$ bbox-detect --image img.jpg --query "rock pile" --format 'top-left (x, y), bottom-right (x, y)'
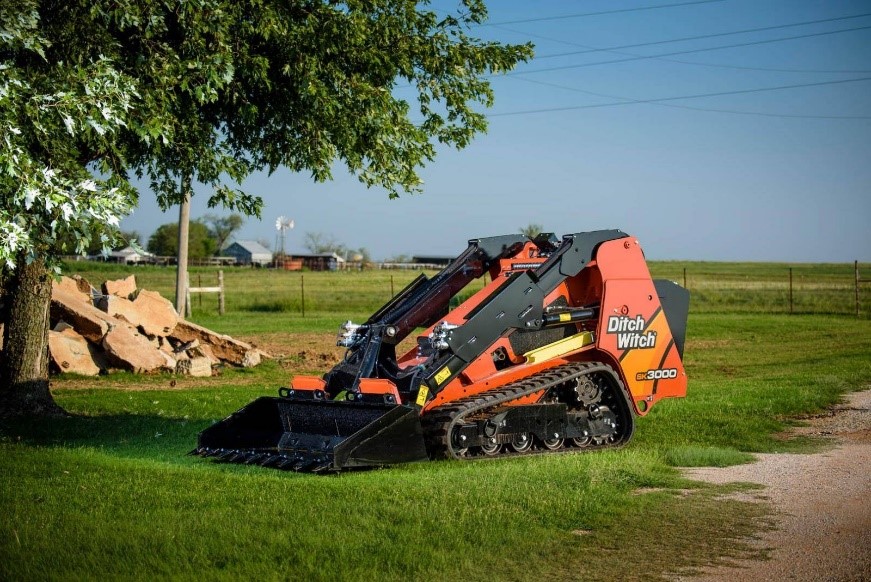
top-left (46, 275), bottom-right (265, 377)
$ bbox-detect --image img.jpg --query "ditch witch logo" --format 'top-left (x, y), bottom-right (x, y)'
top-left (606, 315), bottom-right (657, 349)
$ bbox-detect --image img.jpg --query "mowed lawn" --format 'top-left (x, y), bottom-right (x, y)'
top-left (1, 262), bottom-right (869, 580)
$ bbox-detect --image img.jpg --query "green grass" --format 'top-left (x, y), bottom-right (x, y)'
top-left (2, 262), bottom-right (869, 579)
top-left (3, 311), bottom-right (869, 580)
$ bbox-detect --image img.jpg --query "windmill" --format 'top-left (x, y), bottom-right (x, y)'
top-left (275, 216), bottom-right (294, 257)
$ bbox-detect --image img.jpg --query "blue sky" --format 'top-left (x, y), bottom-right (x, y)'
top-left (121, 0), bottom-right (871, 262)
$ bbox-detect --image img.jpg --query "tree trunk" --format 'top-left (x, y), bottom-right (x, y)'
top-left (175, 177), bottom-right (191, 315)
top-left (0, 256), bottom-right (66, 418)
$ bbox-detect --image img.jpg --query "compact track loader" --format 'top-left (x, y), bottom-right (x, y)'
top-left (193, 230), bottom-right (689, 472)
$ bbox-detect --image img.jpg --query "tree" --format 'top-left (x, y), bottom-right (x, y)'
top-left (0, 4), bottom-right (140, 416)
top-left (147, 221), bottom-right (216, 259)
top-left (1, 1), bottom-right (532, 417)
top-left (520, 223), bottom-right (545, 238)
top-left (203, 214), bottom-right (244, 254)
top-left (303, 232), bottom-right (347, 256)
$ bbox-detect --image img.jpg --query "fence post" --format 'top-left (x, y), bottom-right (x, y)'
top-left (390, 275), bottom-right (394, 298)
top-left (683, 267), bottom-right (687, 289)
top-left (857, 260), bottom-right (861, 317)
top-left (186, 270), bottom-right (225, 316)
top-left (789, 267), bottom-right (793, 315)
top-left (301, 275), bottom-right (306, 318)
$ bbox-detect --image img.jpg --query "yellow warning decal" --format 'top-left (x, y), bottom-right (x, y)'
top-left (416, 386), bottom-right (429, 406)
top-left (559, 313), bottom-right (571, 322)
top-left (434, 366), bottom-right (452, 386)
top-left (523, 331), bottom-right (595, 364)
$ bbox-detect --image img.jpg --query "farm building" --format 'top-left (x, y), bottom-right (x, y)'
top-left (293, 253), bottom-right (346, 271)
top-left (224, 240), bottom-right (273, 266)
top-left (107, 246), bottom-right (155, 264)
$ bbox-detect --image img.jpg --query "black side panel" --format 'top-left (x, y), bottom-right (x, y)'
top-left (535, 230), bottom-right (628, 292)
top-left (472, 234), bottom-right (528, 261)
top-left (446, 271), bottom-right (545, 362)
top-left (654, 279), bottom-right (690, 358)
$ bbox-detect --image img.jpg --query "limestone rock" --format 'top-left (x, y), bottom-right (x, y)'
top-left (131, 290), bottom-right (178, 337)
top-left (171, 319), bottom-right (261, 366)
top-left (50, 288), bottom-right (114, 342)
top-left (97, 295), bottom-right (141, 327)
top-left (176, 356), bottom-right (212, 377)
top-left (48, 328), bottom-right (101, 376)
top-left (189, 344), bottom-right (220, 365)
top-left (53, 276), bottom-right (92, 305)
top-left (102, 275), bottom-right (137, 299)
top-left (101, 325), bottom-right (168, 373)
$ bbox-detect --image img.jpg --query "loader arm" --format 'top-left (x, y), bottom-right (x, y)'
top-left (323, 234), bottom-right (529, 396)
top-left (419, 230), bottom-right (628, 398)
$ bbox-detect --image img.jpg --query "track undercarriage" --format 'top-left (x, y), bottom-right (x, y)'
top-left (423, 362), bottom-right (635, 461)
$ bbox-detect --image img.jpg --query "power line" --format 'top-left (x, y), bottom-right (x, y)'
top-left (478, 0), bottom-right (725, 27)
top-left (488, 76), bottom-right (871, 117)
top-left (513, 25), bottom-right (871, 76)
top-left (535, 13), bottom-right (871, 60)
top-left (494, 23), bottom-right (871, 74)
top-left (507, 75), bottom-right (871, 119)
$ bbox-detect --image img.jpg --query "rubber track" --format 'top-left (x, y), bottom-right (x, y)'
top-left (422, 361), bottom-right (632, 461)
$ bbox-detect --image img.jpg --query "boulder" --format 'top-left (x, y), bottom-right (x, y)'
top-left (102, 275), bottom-right (137, 299)
top-left (189, 344), bottom-right (220, 365)
top-left (131, 290), bottom-right (178, 337)
top-left (53, 276), bottom-right (92, 305)
top-left (157, 349), bottom-right (177, 370)
top-left (48, 328), bottom-right (101, 376)
top-left (101, 325), bottom-right (170, 373)
top-left (96, 295), bottom-right (142, 327)
top-left (176, 356), bottom-right (212, 377)
top-left (171, 319), bottom-right (262, 367)
top-left (50, 288), bottom-right (114, 342)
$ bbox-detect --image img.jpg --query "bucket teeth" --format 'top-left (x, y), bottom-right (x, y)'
top-left (291, 457), bottom-right (313, 472)
top-left (260, 455), bottom-right (282, 467)
top-left (244, 453), bottom-right (267, 465)
top-left (218, 450), bottom-right (240, 462)
top-left (275, 456), bottom-right (295, 470)
top-left (310, 459), bottom-right (333, 473)
top-left (195, 446), bottom-right (336, 472)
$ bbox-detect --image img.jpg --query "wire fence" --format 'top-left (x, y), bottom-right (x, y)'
top-left (651, 261), bottom-right (870, 318)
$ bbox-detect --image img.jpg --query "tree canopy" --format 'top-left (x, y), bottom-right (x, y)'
top-left (519, 223), bottom-right (545, 239)
top-left (203, 214), bottom-right (244, 253)
top-left (147, 221), bottom-right (216, 259)
top-left (0, 0), bottom-right (532, 417)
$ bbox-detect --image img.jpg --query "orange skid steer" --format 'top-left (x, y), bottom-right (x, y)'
top-left (193, 230), bottom-right (689, 472)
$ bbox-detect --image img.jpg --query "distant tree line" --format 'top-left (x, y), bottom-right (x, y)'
top-left (147, 214), bottom-right (244, 259)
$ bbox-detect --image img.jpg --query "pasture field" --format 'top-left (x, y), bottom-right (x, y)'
top-left (64, 259), bottom-right (871, 329)
top-left (1, 262), bottom-right (870, 580)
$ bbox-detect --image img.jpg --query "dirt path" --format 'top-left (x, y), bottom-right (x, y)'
top-left (679, 389), bottom-right (871, 581)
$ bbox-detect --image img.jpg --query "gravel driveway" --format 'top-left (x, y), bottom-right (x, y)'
top-left (679, 389), bottom-right (871, 581)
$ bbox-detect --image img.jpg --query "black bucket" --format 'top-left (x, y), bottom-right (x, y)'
top-left (193, 396), bottom-right (428, 472)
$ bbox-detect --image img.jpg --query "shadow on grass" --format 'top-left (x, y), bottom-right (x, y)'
top-left (0, 412), bottom-right (210, 464)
